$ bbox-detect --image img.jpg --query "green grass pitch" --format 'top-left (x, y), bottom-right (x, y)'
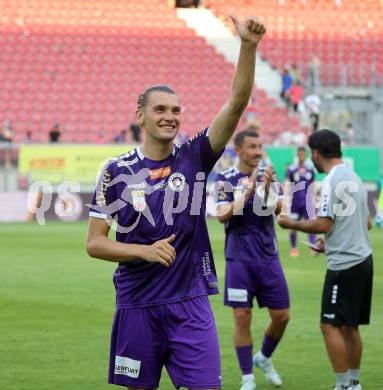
top-left (0, 220), bottom-right (382, 389)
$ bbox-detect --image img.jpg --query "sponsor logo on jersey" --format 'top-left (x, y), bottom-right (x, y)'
top-left (127, 182), bottom-right (146, 190)
top-left (132, 190), bottom-right (146, 212)
top-left (114, 356), bottom-right (141, 378)
top-left (323, 313), bottom-right (335, 319)
top-left (168, 172), bottom-right (186, 192)
top-left (149, 166), bottom-right (171, 180)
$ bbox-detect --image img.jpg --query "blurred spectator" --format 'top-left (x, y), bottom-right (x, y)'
top-left (1, 120), bottom-right (13, 142)
top-left (23, 130), bottom-right (34, 144)
top-left (305, 93), bottom-right (321, 132)
top-left (175, 0), bottom-right (200, 8)
top-left (114, 129), bottom-right (128, 144)
top-left (130, 122), bottom-right (141, 143)
top-left (289, 63), bottom-right (302, 83)
top-left (49, 123), bottom-right (61, 143)
top-left (344, 122), bottom-right (354, 145)
top-left (1, 120), bottom-right (14, 168)
top-left (273, 130), bottom-right (293, 146)
top-left (95, 132), bottom-right (106, 144)
top-left (244, 118), bottom-right (261, 133)
top-left (291, 130), bottom-right (306, 146)
top-left (287, 81), bottom-right (304, 112)
top-left (280, 67), bottom-right (292, 102)
top-left (308, 55), bottom-right (321, 92)
top-left (273, 129), bottom-right (306, 146)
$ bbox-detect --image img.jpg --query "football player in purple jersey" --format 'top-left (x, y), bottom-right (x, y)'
top-left (86, 16), bottom-right (266, 390)
top-left (215, 130), bottom-right (288, 390)
top-left (285, 146), bottom-right (316, 257)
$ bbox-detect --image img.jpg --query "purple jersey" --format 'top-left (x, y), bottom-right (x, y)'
top-left (285, 162), bottom-right (315, 207)
top-left (215, 166), bottom-right (279, 263)
top-left (89, 129), bottom-right (223, 308)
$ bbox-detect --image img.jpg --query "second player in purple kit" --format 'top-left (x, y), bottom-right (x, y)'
top-left (285, 146), bottom-right (316, 257)
top-left (86, 15), bottom-right (266, 390)
top-left (215, 130), bottom-right (289, 390)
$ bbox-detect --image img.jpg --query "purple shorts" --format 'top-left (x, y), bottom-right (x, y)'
top-left (224, 260), bottom-right (290, 310)
top-left (109, 295), bottom-right (221, 389)
top-left (291, 201), bottom-right (314, 220)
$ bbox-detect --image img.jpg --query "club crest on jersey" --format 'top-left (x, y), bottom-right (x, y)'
top-left (132, 190), bottom-right (146, 212)
top-left (168, 173), bottom-right (186, 192)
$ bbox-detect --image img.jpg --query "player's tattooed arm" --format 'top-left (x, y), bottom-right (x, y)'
top-left (86, 218), bottom-right (176, 267)
top-left (277, 215), bottom-right (333, 234)
top-left (208, 16), bottom-right (266, 153)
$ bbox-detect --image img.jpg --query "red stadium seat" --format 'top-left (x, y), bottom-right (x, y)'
top-left (0, 0), bottom-right (310, 143)
top-left (207, 0), bottom-right (383, 88)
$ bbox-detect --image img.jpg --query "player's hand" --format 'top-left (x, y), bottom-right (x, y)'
top-left (313, 238), bottom-right (325, 253)
top-left (263, 166), bottom-right (274, 183)
top-left (229, 15), bottom-right (266, 46)
top-left (245, 168), bottom-right (259, 195)
top-left (262, 166), bottom-right (274, 187)
top-left (277, 215), bottom-right (296, 230)
top-left (142, 234), bottom-right (176, 267)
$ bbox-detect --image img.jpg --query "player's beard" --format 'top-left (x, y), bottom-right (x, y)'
top-left (312, 158), bottom-right (324, 173)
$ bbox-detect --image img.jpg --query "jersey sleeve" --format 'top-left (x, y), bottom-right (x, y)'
top-left (89, 160), bottom-right (118, 220)
top-left (188, 128), bottom-right (224, 174)
top-left (317, 177), bottom-right (334, 219)
top-left (214, 173), bottom-right (234, 206)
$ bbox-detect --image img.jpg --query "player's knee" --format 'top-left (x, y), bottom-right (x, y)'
top-left (271, 310), bottom-right (290, 327)
top-left (278, 312), bottom-right (290, 326)
top-left (320, 322), bottom-right (337, 336)
top-left (234, 308), bottom-right (252, 329)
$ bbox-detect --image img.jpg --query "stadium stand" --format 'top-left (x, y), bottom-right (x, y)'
top-left (0, 0), bottom-right (307, 143)
top-left (206, 0), bottom-right (383, 87)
